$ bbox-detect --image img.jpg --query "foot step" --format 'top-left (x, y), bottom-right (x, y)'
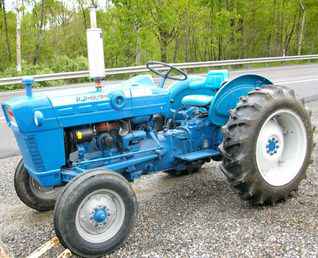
top-left (175, 149), bottom-right (220, 161)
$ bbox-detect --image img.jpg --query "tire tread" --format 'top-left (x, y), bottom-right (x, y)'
top-left (220, 85), bottom-right (314, 205)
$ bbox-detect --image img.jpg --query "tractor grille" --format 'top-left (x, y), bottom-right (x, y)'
top-left (13, 129), bottom-right (46, 173)
top-left (24, 135), bottom-right (45, 172)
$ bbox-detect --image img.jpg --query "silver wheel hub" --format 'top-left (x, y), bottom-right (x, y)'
top-left (76, 189), bottom-right (125, 243)
top-left (29, 177), bottom-right (61, 198)
top-left (256, 109), bottom-right (307, 186)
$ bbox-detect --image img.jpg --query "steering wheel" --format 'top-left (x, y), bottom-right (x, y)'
top-left (146, 61), bottom-right (188, 85)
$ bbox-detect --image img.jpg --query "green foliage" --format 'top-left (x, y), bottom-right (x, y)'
top-left (1, 55), bottom-right (87, 76)
top-left (49, 55), bottom-right (88, 73)
top-left (0, 56), bottom-right (88, 91)
top-left (0, 0), bottom-right (317, 88)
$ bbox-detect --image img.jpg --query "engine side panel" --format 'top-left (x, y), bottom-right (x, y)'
top-left (52, 86), bottom-right (169, 127)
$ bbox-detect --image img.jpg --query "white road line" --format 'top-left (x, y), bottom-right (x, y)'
top-left (276, 78), bottom-right (318, 85)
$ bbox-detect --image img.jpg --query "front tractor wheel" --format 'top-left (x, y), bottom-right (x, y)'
top-left (54, 170), bottom-right (137, 258)
top-left (14, 159), bottom-right (61, 211)
top-left (220, 85), bottom-right (314, 205)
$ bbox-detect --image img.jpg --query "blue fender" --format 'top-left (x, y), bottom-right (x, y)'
top-left (208, 74), bottom-right (273, 126)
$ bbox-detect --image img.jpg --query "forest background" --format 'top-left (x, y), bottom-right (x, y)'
top-left (0, 0), bottom-right (317, 88)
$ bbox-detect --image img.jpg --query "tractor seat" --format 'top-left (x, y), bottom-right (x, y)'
top-left (182, 95), bottom-right (214, 107)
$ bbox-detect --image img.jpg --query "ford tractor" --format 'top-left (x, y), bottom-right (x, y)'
top-left (1, 61), bottom-right (314, 257)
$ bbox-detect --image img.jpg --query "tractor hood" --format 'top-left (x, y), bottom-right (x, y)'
top-left (2, 75), bottom-right (170, 133)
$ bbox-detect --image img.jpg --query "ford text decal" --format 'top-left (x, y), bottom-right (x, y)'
top-left (76, 94), bottom-right (108, 103)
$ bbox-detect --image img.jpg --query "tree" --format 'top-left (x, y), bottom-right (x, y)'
top-left (146, 0), bottom-right (183, 62)
top-left (16, 0), bottom-right (22, 72)
top-left (33, 0), bottom-right (46, 65)
top-left (0, 0), bottom-right (318, 77)
top-left (297, 0), bottom-right (306, 55)
top-left (1, 0), bottom-right (12, 62)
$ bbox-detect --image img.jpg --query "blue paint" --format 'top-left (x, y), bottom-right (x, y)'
top-left (22, 76), bottom-right (34, 98)
top-left (110, 91), bottom-right (126, 110)
top-left (182, 95), bottom-right (213, 107)
top-left (1, 68), bottom-right (272, 188)
top-left (266, 137), bottom-right (279, 155)
top-left (93, 208), bottom-right (108, 223)
top-left (209, 74), bottom-right (272, 125)
top-left (205, 70), bottom-right (229, 89)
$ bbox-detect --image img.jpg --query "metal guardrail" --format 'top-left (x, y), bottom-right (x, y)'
top-left (0, 54), bottom-right (317, 86)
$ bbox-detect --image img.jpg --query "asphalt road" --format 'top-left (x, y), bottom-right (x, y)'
top-left (0, 101), bottom-right (317, 258)
top-left (0, 63), bottom-right (318, 159)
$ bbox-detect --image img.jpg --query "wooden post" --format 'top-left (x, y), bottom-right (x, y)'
top-left (0, 239), bottom-right (12, 258)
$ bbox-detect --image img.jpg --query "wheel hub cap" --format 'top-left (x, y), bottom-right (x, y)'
top-left (75, 189), bottom-right (125, 243)
top-left (93, 208), bottom-right (108, 224)
top-left (256, 109), bottom-right (307, 186)
top-left (266, 137), bottom-right (280, 156)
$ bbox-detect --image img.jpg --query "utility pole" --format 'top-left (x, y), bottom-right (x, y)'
top-left (16, 0), bottom-right (22, 72)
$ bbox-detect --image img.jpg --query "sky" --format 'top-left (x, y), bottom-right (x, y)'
top-left (4, 0), bottom-right (111, 12)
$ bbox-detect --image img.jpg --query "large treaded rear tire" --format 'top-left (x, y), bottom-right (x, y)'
top-left (220, 85), bottom-right (314, 205)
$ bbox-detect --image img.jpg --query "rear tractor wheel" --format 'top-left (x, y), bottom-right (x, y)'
top-left (220, 85), bottom-right (314, 205)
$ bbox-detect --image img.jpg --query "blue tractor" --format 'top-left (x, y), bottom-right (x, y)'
top-left (2, 62), bottom-right (314, 257)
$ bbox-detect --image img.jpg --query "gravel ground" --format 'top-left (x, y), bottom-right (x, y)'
top-left (0, 102), bottom-right (318, 258)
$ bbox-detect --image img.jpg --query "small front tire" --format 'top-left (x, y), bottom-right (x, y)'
top-left (14, 159), bottom-right (61, 211)
top-left (54, 170), bottom-right (137, 258)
